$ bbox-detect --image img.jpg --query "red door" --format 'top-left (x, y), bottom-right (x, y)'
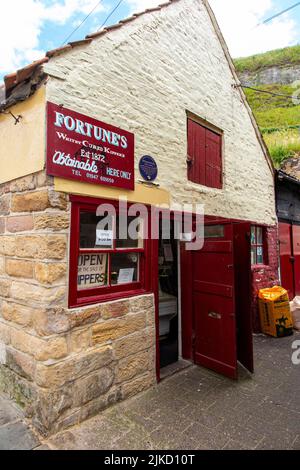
top-left (279, 223), bottom-right (294, 299)
top-left (292, 225), bottom-right (300, 297)
top-left (192, 223), bottom-right (238, 379)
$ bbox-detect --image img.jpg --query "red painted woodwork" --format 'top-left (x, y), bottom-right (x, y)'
top-left (233, 223), bottom-right (254, 373)
top-left (69, 196), bottom-right (152, 308)
top-left (180, 243), bottom-right (193, 361)
top-left (292, 225), bottom-right (300, 297)
top-left (279, 223), bottom-right (294, 300)
top-left (187, 119), bottom-right (206, 186)
top-left (187, 119), bottom-right (222, 189)
top-left (192, 223), bottom-right (238, 379)
top-left (46, 102), bottom-right (135, 190)
top-left (205, 128), bottom-right (222, 189)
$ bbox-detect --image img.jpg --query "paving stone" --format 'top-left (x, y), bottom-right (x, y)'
top-left (292, 435), bottom-right (300, 450)
top-left (0, 422), bottom-right (39, 450)
top-left (41, 334), bottom-right (300, 449)
top-left (222, 439), bottom-right (250, 450)
top-left (0, 398), bottom-right (22, 426)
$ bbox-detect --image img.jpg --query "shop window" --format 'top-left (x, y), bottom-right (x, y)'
top-left (69, 197), bottom-right (151, 308)
top-left (251, 226), bottom-right (266, 265)
top-left (187, 117), bottom-right (223, 189)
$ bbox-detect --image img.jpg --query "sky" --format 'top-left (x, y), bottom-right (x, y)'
top-left (1, 0), bottom-right (300, 81)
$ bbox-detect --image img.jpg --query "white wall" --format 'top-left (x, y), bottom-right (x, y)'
top-left (45, 0), bottom-right (276, 225)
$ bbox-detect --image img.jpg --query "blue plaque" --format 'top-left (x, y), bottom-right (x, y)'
top-left (139, 155), bottom-right (158, 182)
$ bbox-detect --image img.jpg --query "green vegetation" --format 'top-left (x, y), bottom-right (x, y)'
top-left (241, 83), bottom-right (300, 167)
top-left (263, 128), bottom-right (300, 167)
top-left (234, 44), bottom-right (300, 74)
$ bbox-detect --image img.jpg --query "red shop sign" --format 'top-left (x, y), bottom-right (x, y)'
top-left (46, 102), bottom-right (135, 190)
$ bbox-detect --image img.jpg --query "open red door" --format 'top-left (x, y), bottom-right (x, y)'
top-left (192, 223), bottom-right (238, 379)
top-left (279, 223), bottom-right (294, 299)
top-left (233, 222), bottom-right (254, 373)
top-left (292, 225), bottom-right (300, 297)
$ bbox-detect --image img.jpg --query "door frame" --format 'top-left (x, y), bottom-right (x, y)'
top-left (154, 209), bottom-right (183, 382)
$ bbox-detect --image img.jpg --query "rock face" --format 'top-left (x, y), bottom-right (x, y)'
top-left (0, 171), bottom-right (156, 436)
top-left (239, 65), bottom-right (300, 87)
top-left (281, 157), bottom-right (300, 180)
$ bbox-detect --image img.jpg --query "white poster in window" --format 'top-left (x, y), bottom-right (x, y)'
top-left (78, 253), bottom-right (107, 290)
top-left (96, 229), bottom-right (113, 247)
top-left (118, 268), bottom-right (135, 285)
top-left (163, 243), bottom-right (173, 262)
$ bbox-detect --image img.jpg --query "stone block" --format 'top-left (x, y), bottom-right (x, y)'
top-left (10, 175), bottom-right (36, 193)
top-left (129, 295), bottom-right (154, 313)
top-left (69, 305), bottom-right (103, 329)
top-left (6, 215), bottom-right (34, 233)
top-left (33, 307), bottom-right (70, 337)
top-left (6, 347), bottom-right (35, 381)
top-left (10, 281), bottom-right (65, 306)
top-left (35, 345), bottom-right (113, 388)
top-left (92, 312), bottom-right (146, 345)
top-left (32, 387), bottom-right (73, 434)
top-left (5, 259), bottom-right (34, 279)
top-left (121, 372), bottom-right (155, 400)
top-left (113, 328), bottom-right (155, 360)
top-left (2, 301), bottom-right (33, 327)
top-left (0, 278), bottom-right (11, 297)
top-left (0, 363), bottom-right (37, 410)
top-left (0, 321), bottom-right (11, 344)
top-left (35, 263), bottom-right (66, 284)
top-left (0, 257), bottom-right (5, 275)
top-left (14, 235), bottom-right (67, 260)
top-left (73, 367), bottom-right (115, 406)
top-left (10, 327), bottom-right (67, 361)
top-left (101, 299), bottom-right (130, 320)
top-left (35, 337), bottom-right (68, 362)
top-left (48, 191), bottom-right (68, 210)
top-left (0, 236), bottom-right (15, 256)
top-left (70, 327), bottom-right (91, 353)
top-left (0, 218), bottom-right (5, 234)
top-left (11, 190), bottom-right (49, 213)
top-left (0, 194), bottom-right (10, 216)
top-left (79, 387), bottom-right (122, 424)
top-left (35, 172), bottom-right (53, 188)
top-left (117, 349), bottom-right (153, 383)
top-left (34, 213), bottom-right (70, 231)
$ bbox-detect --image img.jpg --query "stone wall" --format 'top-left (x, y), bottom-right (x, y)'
top-left (0, 172), bottom-right (156, 435)
top-left (251, 226), bottom-right (280, 332)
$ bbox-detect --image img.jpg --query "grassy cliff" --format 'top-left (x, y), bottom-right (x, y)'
top-left (235, 45), bottom-right (300, 74)
top-left (234, 46), bottom-right (300, 167)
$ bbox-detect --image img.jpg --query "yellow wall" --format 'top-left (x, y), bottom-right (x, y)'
top-left (54, 178), bottom-right (171, 207)
top-left (0, 87), bottom-right (46, 184)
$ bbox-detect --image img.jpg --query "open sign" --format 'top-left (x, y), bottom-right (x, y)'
top-left (77, 253), bottom-right (108, 290)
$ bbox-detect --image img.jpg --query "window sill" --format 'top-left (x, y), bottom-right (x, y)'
top-left (69, 287), bottom-right (150, 309)
top-left (186, 180), bottom-right (223, 193)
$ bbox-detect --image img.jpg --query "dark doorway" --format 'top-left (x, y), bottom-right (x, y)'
top-left (158, 219), bottom-right (179, 369)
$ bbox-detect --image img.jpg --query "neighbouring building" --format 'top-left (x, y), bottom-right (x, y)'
top-left (277, 163), bottom-right (300, 300)
top-left (0, 0), bottom-right (278, 435)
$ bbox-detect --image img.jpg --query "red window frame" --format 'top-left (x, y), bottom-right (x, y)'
top-left (187, 117), bottom-right (223, 189)
top-left (69, 195), bottom-right (153, 308)
top-left (251, 225), bottom-right (267, 266)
